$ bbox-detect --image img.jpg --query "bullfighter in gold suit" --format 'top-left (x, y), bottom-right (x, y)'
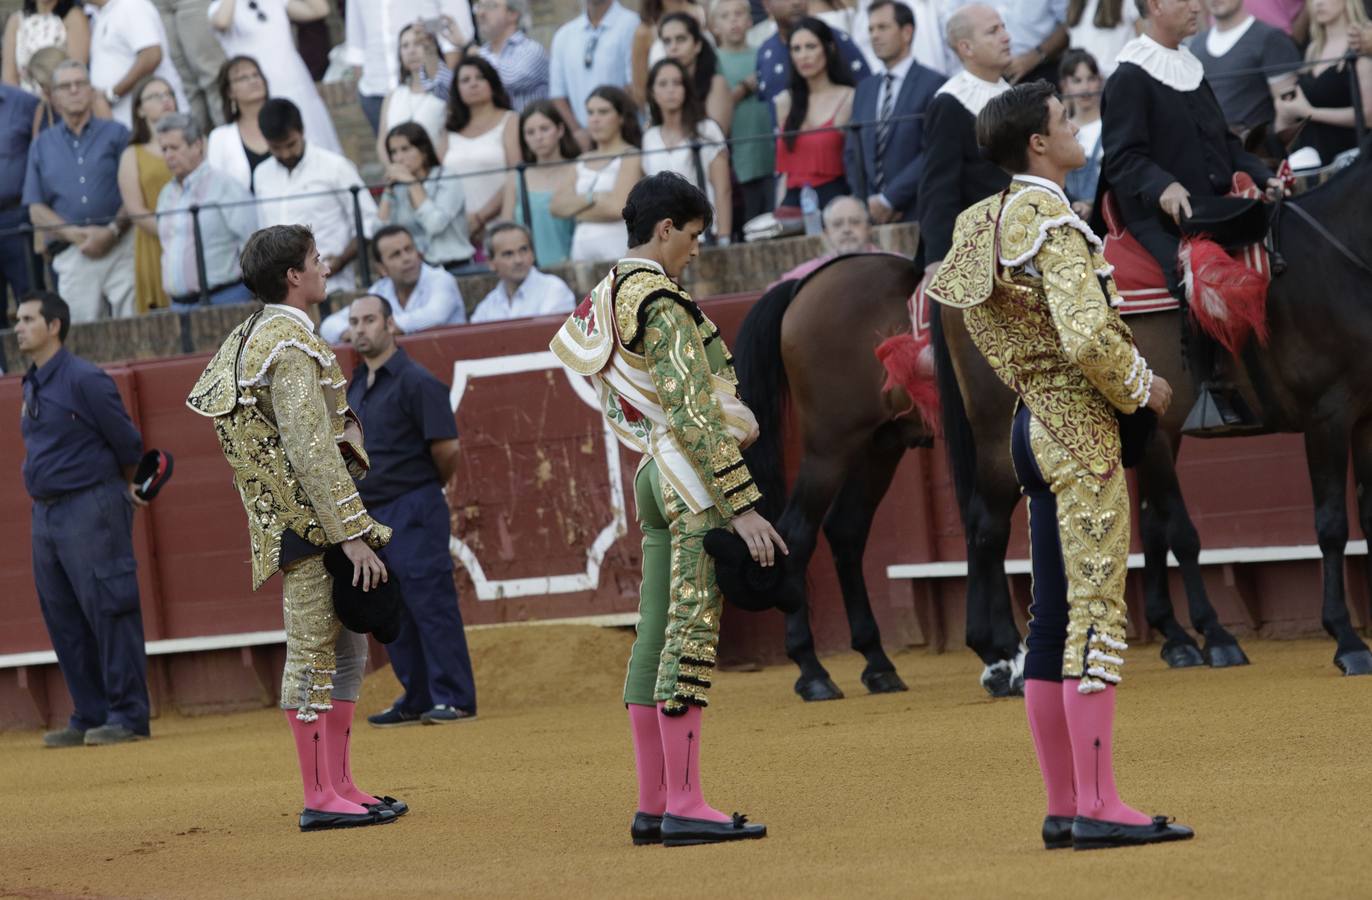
top-left (928, 82), bottom-right (1194, 852)
top-left (187, 225), bottom-right (400, 832)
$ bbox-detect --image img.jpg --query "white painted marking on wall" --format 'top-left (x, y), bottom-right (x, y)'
top-left (448, 351), bottom-right (628, 601)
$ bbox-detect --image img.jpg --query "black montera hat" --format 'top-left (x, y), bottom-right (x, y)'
top-left (322, 544), bottom-right (404, 643)
top-left (703, 528), bottom-right (798, 614)
top-left (133, 449), bottom-right (174, 501)
top-left (1179, 195), bottom-right (1268, 249)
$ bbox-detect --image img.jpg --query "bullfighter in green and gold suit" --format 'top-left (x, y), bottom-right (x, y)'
top-left (551, 173), bottom-right (785, 848)
top-left (928, 83), bottom-right (1194, 851)
top-left (187, 225), bottom-right (400, 833)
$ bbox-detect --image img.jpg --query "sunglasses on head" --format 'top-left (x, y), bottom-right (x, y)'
top-left (583, 31), bottom-right (600, 69)
top-left (247, 0), bottom-right (267, 22)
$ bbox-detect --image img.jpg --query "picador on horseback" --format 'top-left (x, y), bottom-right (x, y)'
top-left (1097, 0), bottom-right (1288, 435)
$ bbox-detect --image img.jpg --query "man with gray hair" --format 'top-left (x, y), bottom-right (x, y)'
top-left (23, 60), bottom-right (136, 322)
top-left (470, 221), bottom-right (575, 323)
top-left (154, 112), bottom-right (258, 310)
top-left (477, 0), bottom-right (551, 111)
top-left (773, 195), bottom-right (883, 285)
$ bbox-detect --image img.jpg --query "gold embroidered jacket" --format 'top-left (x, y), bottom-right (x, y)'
top-left (927, 182), bottom-right (1154, 478)
top-left (186, 307), bottom-right (391, 589)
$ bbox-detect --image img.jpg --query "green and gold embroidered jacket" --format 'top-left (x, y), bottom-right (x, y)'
top-left (927, 180), bottom-right (1154, 479)
top-left (550, 261), bottom-right (762, 517)
top-left (186, 306), bottom-right (391, 589)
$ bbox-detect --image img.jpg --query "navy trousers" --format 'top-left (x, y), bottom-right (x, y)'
top-left (31, 479), bottom-right (150, 734)
top-left (373, 483), bottom-right (477, 715)
top-left (1009, 403), bottom-right (1070, 684)
top-left (0, 206), bottom-right (34, 314)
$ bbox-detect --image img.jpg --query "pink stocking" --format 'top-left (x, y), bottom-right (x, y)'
top-left (1061, 682), bottom-right (1150, 825)
top-left (326, 700), bottom-right (378, 807)
top-left (285, 710), bottom-right (366, 814)
top-left (657, 703), bottom-right (729, 823)
top-left (1024, 679), bottom-right (1076, 818)
top-left (628, 704), bottom-right (667, 815)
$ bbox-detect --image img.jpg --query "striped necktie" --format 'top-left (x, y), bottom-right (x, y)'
top-left (874, 72), bottom-right (896, 194)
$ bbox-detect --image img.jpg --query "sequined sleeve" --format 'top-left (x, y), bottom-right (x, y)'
top-left (642, 297), bottom-right (761, 518)
top-left (1036, 225), bottom-right (1154, 414)
top-left (270, 347), bottom-right (380, 544)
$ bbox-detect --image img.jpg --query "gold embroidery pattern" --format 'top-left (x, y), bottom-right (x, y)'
top-left (280, 555), bottom-right (339, 720)
top-left (614, 264), bottom-right (694, 348)
top-left (1029, 416), bottom-right (1130, 691)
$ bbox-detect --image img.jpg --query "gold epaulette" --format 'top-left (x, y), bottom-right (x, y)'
top-left (926, 193), bottom-right (1002, 309)
top-left (998, 183), bottom-right (1101, 269)
top-left (614, 264), bottom-right (696, 347)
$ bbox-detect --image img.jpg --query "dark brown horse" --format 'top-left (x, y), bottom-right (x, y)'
top-left (933, 141), bottom-right (1372, 679)
top-left (735, 254), bottom-right (931, 700)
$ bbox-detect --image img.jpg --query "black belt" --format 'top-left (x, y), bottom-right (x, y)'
top-left (171, 280), bottom-right (243, 305)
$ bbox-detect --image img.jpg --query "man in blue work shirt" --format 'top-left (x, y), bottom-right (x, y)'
top-left (15, 292), bottom-right (150, 747)
top-left (346, 295), bottom-right (477, 728)
top-left (0, 84), bottom-right (40, 318)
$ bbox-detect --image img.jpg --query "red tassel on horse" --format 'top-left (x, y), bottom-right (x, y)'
top-left (1179, 236), bottom-right (1270, 355)
top-left (874, 331), bottom-right (940, 435)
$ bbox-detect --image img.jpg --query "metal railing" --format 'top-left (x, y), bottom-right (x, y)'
top-left (2, 51), bottom-right (1363, 318)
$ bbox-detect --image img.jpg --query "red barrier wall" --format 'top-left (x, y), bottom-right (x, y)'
top-left (0, 294), bottom-right (1365, 728)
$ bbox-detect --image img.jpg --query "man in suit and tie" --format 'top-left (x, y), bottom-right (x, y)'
top-left (844, 0), bottom-right (945, 224)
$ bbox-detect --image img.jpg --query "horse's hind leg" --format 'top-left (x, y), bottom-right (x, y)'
top-left (821, 423), bottom-right (910, 694)
top-left (1349, 419), bottom-right (1372, 658)
top-left (963, 469), bottom-right (1025, 697)
top-left (1304, 415), bottom-right (1372, 674)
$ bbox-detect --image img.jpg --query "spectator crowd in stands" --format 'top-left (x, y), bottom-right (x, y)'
top-left (3, 0), bottom-right (1372, 332)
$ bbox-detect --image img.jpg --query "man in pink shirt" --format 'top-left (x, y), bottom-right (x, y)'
top-left (1245, 0), bottom-right (1304, 33)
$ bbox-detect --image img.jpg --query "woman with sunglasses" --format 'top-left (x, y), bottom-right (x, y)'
top-left (116, 76), bottom-right (177, 313)
top-left (208, 0), bottom-right (339, 153)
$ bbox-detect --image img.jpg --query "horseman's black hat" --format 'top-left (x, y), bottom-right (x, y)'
top-left (703, 528), bottom-right (799, 614)
top-left (1179, 195), bottom-right (1268, 249)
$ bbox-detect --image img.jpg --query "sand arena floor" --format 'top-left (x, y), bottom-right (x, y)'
top-left (2, 627), bottom-right (1371, 899)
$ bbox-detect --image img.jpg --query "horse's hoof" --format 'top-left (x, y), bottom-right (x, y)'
top-left (1205, 642), bottom-right (1250, 668)
top-left (1335, 649), bottom-right (1372, 676)
top-left (1161, 641), bottom-right (1205, 669)
top-left (980, 660), bottom-right (1015, 698)
top-left (862, 670), bottom-right (908, 694)
top-left (795, 677), bottom-right (845, 701)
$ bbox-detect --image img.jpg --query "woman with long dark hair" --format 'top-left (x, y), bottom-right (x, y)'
top-left (632, 0), bottom-right (706, 104)
top-left (378, 121), bottom-right (477, 273)
top-left (443, 55), bottom-right (520, 249)
top-left (642, 59), bottom-right (731, 240)
top-left (551, 85), bottom-right (643, 262)
top-left (1059, 48), bottom-right (1103, 219)
top-left (500, 100), bottom-right (580, 267)
top-left (1065, 0), bottom-right (1138, 77)
top-left (2, 0), bottom-right (89, 95)
top-left (773, 17), bottom-right (854, 208)
top-left (206, 55), bottom-right (271, 191)
top-left (658, 12), bottom-right (732, 133)
top-left (117, 76), bottom-right (177, 313)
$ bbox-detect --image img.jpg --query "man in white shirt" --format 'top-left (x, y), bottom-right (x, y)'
top-left (548, 0), bottom-right (638, 145)
top-left (88, 0), bottom-right (188, 128)
top-left (345, 0), bottom-right (476, 133)
top-left (254, 98), bottom-right (379, 296)
top-left (320, 225), bottom-right (467, 343)
top-left (470, 222), bottom-right (576, 323)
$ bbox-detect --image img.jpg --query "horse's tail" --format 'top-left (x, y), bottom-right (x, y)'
top-left (735, 279), bottom-right (799, 523)
top-left (929, 301), bottom-right (977, 516)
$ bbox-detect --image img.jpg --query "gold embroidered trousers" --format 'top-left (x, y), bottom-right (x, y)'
top-left (1012, 405), bottom-right (1131, 693)
top-left (279, 555), bottom-right (369, 720)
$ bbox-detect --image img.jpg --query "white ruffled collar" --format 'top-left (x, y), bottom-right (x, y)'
top-left (935, 70), bottom-right (1010, 116)
top-left (1117, 34), bottom-right (1204, 91)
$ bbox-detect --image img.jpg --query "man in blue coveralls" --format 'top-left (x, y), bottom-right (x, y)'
top-left (345, 295), bottom-right (478, 727)
top-left (15, 292), bottom-right (150, 747)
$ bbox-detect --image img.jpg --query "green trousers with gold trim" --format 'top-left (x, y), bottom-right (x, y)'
top-left (623, 458), bottom-right (728, 713)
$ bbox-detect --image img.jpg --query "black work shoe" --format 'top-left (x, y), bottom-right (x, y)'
top-left (631, 812), bottom-right (664, 846)
top-left (43, 726), bottom-right (86, 749)
top-left (299, 806), bottom-right (397, 832)
top-left (1072, 815), bottom-right (1195, 850)
top-left (420, 705), bottom-right (476, 725)
top-left (84, 724), bottom-right (148, 746)
top-left (661, 812), bottom-right (767, 846)
top-left (1042, 815), bottom-right (1074, 850)
top-left (364, 795), bottom-right (409, 817)
top-left (367, 706), bottom-right (422, 728)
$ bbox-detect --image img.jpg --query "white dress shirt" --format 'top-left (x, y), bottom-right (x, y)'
top-left (470, 267), bottom-right (576, 323)
top-left (319, 263), bottom-right (467, 343)
top-left (344, 0), bottom-right (476, 97)
top-left (253, 143), bottom-right (380, 294)
top-left (89, 0), bottom-right (186, 128)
